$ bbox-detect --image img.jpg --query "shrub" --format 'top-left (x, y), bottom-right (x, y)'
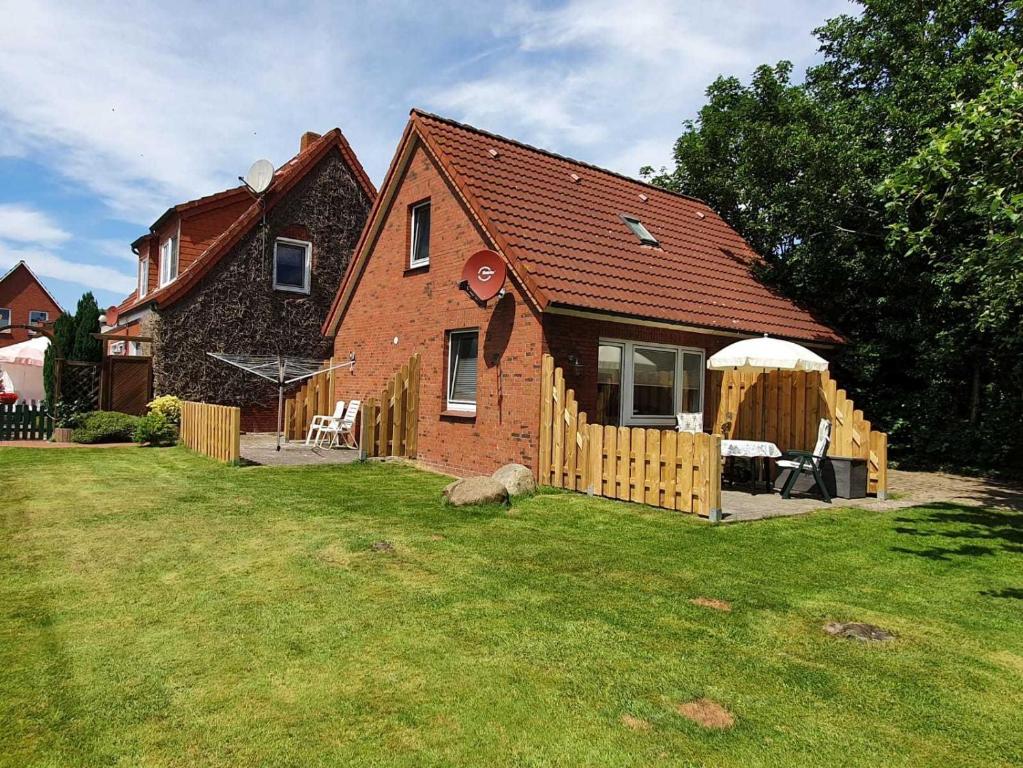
top-left (147, 395), bottom-right (182, 425)
top-left (50, 399), bottom-right (91, 430)
top-left (71, 411), bottom-right (140, 444)
top-left (134, 411), bottom-right (178, 446)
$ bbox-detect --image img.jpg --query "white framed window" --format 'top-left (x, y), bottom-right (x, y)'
top-left (138, 257), bottom-right (150, 297)
top-left (596, 339), bottom-right (704, 426)
top-left (409, 200), bottom-right (431, 268)
top-left (273, 238), bottom-right (312, 293)
top-left (29, 310), bottom-right (48, 325)
top-left (0, 308), bottom-right (10, 333)
top-left (110, 341), bottom-right (126, 355)
top-left (129, 341), bottom-right (144, 356)
top-left (446, 329), bottom-right (478, 412)
top-left (159, 234), bottom-right (179, 287)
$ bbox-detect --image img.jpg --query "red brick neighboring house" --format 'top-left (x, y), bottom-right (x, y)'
top-left (109, 129), bottom-right (376, 430)
top-left (0, 261), bottom-right (63, 348)
top-left (324, 110), bottom-right (842, 477)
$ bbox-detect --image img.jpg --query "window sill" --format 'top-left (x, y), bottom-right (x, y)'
top-left (404, 263), bottom-right (430, 276)
top-left (440, 409), bottom-right (476, 420)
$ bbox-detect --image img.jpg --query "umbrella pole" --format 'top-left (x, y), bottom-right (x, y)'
top-left (276, 357), bottom-right (284, 452)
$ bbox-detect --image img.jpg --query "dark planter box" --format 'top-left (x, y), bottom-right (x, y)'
top-left (774, 455), bottom-right (868, 499)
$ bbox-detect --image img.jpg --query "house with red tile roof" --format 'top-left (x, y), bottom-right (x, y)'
top-left (0, 261), bottom-right (63, 349)
top-left (108, 129), bottom-right (375, 430)
top-left (324, 110), bottom-right (842, 477)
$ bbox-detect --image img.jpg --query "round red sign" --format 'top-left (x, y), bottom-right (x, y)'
top-left (460, 249), bottom-right (507, 303)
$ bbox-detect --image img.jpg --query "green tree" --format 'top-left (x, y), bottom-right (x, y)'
top-left (43, 312), bottom-right (76, 404)
top-left (648, 0), bottom-right (1023, 469)
top-left (70, 292), bottom-right (103, 363)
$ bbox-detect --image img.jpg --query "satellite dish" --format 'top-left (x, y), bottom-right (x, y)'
top-left (244, 159), bottom-right (274, 194)
top-left (459, 249), bottom-right (507, 304)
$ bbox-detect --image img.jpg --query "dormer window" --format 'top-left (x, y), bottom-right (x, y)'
top-left (409, 200), bottom-right (431, 268)
top-left (273, 238), bottom-right (312, 293)
top-left (621, 215), bottom-right (659, 247)
top-left (159, 235), bottom-right (179, 286)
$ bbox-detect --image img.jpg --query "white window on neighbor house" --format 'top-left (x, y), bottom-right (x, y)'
top-left (129, 341), bottom-right (144, 356)
top-left (273, 238), bottom-right (312, 293)
top-left (159, 234), bottom-right (179, 287)
top-left (138, 257), bottom-right (150, 297)
top-left (0, 308), bottom-right (10, 333)
top-left (596, 339), bottom-right (704, 427)
top-left (29, 310), bottom-right (48, 325)
top-left (446, 329), bottom-right (478, 412)
top-left (409, 200), bottom-right (431, 268)
top-left (110, 341), bottom-right (126, 355)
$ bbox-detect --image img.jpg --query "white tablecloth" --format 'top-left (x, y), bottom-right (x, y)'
top-left (721, 439), bottom-right (782, 459)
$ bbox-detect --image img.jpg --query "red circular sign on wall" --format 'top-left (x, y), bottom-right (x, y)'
top-left (459, 249), bottom-right (507, 303)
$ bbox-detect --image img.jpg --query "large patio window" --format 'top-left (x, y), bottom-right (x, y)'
top-left (597, 339), bottom-right (704, 426)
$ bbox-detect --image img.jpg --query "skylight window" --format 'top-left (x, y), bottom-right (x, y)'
top-left (621, 215), bottom-right (659, 247)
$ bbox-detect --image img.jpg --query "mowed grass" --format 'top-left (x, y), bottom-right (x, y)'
top-left (1, 447), bottom-right (1022, 767)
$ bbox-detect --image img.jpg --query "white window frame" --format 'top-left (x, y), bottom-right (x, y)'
top-left (0, 308), bottom-right (10, 333)
top-left (138, 257), bottom-right (150, 298)
top-left (129, 341), bottom-right (144, 356)
top-left (600, 338), bottom-right (705, 426)
top-left (159, 230), bottom-right (179, 287)
top-left (110, 341), bottom-right (126, 355)
top-left (272, 237), bottom-right (313, 294)
top-left (409, 200), bottom-right (431, 268)
top-left (446, 328), bottom-right (478, 413)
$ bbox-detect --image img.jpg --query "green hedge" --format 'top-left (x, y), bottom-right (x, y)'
top-left (71, 411), bottom-right (140, 444)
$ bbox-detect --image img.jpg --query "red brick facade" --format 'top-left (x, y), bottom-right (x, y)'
top-left (0, 263), bottom-right (62, 348)
top-left (333, 145), bottom-right (544, 476)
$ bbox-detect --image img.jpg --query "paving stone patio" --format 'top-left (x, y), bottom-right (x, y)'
top-left (721, 468), bottom-right (1023, 522)
top-left (240, 433), bottom-right (360, 466)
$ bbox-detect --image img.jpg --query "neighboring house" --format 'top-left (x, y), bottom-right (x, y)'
top-left (108, 129), bottom-right (376, 430)
top-left (0, 261), bottom-right (63, 349)
top-left (324, 110), bottom-right (842, 477)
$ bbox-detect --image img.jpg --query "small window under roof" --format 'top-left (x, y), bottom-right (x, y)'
top-left (620, 215), bottom-right (659, 247)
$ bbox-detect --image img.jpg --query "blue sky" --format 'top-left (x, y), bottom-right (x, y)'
top-left (0, 0), bottom-right (852, 311)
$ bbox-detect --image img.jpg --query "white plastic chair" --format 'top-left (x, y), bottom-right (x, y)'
top-left (317, 399), bottom-right (361, 449)
top-left (305, 400), bottom-right (345, 446)
top-left (676, 412), bottom-right (703, 433)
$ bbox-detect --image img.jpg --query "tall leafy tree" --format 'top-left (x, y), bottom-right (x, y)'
top-left (70, 292), bottom-right (103, 363)
top-left (647, 0), bottom-right (1022, 469)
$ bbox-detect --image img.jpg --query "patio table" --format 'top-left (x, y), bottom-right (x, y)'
top-left (720, 439), bottom-right (782, 492)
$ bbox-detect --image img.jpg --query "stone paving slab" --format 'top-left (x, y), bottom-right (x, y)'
top-left (239, 433), bottom-right (360, 467)
top-left (721, 468), bottom-right (1023, 522)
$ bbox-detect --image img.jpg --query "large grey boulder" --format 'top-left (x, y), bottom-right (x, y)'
top-left (492, 463), bottom-right (536, 496)
top-left (443, 476), bottom-right (509, 507)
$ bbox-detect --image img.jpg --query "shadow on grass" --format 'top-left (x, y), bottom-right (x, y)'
top-left (891, 503), bottom-right (1023, 562)
top-left (980, 587), bottom-right (1023, 600)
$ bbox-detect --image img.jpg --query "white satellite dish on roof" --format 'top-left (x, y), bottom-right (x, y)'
top-left (244, 158), bottom-right (274, 194)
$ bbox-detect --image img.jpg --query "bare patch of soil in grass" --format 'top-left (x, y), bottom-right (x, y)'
top-left (691, 597), bottom-right (732, 612)
top-left (621, 714), bottom-right (652, 732)
top-left (316, 543), bottom-right (353, 568)
top-left (675, 699), bottom-right (735, 730)
top-left (371, 540), bottom-right (395, 553)
top-left (824, 621), bottom-right (894, 642)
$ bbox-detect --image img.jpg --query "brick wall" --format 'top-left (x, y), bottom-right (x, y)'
top-left (0, 264), bottom-right (62, 348)
top-left (333, 143), bottom-right (544, 477)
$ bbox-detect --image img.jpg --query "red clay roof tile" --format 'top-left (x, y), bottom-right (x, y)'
top-left (412, 110), bottom-right (841, 344)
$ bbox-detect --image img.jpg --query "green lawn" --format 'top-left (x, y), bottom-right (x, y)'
top-left (1, 447), bottom-right (1021, 767)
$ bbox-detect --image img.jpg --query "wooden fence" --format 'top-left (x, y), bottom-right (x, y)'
top-left (282, 359), bottom-right (336, 441)
top-left (179, 401), bottom-right (241, 464)
top-left (0, 401), bottom-right (52, 441)
top-left (706, 369), bottom-right (888, 496)
top-left (360, 353), bottom-right (421, 459)
top-left (538, 356), bottom-right (723, 518)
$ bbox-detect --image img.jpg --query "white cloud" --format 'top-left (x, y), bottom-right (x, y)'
top-left (0, 203), bottom-right (70, 246)
top-left (0, 243), bottom-right (135, 296)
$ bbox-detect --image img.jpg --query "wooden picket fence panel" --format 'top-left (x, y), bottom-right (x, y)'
top-left (282, 359), bottom-right (337, 441)
top-left (706, 369), bottom-right (888, 496)
top-left (0, 401), bottom-right (52, 440)
top-left (179, 400), bottom-right (241, 464)
top-left (360, 353), bottom-right (421, 459)
top-left (538, 355), bottom-right (722, 518)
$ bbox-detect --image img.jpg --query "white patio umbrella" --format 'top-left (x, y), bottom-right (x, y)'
top-left (707, 334), bottom-right (828, 373)
top-left (0, 336), bottom-right (49, 402)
